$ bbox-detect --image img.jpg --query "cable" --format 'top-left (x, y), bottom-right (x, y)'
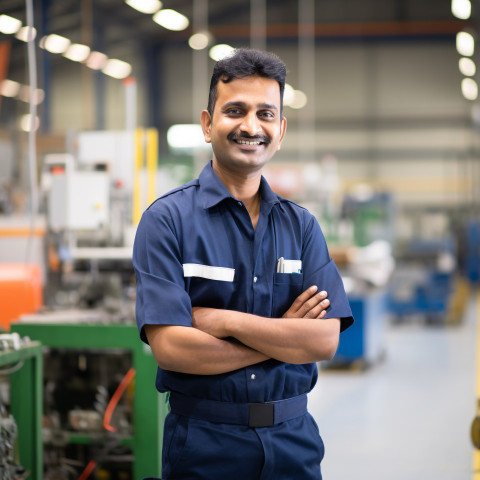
top-left (77, 460), bottom-right (96, 480)
top-left (0, 360), bottom-right (24, 375)
top-left (103, 367), bottom-right (136, 432)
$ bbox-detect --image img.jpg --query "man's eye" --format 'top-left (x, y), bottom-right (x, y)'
top-left (259, 111), bottom-right (274, 119)
top-left (226, 109), bottom-right (242, 115)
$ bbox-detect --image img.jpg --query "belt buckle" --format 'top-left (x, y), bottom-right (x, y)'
top-left (248, 403), bottom-right (274, 428)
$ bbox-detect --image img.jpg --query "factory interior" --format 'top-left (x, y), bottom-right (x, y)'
top-left (1, 0), bottom-right (480, 479)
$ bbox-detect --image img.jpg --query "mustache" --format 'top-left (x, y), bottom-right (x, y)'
top-left (227, 132), bottom-right (270, 144)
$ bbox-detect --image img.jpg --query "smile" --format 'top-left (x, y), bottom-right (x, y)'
top-left (235, 140), bottom-right (263, 145)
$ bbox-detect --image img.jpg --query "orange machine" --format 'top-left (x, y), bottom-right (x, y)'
top-left (0, 263), bottom-right (43, 330)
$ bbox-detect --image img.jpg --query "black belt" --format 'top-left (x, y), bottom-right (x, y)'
top-left (169, 392), bottom-right (308, 428)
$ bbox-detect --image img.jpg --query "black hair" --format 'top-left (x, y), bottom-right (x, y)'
top-left (207, 48), bottom-right (287, 117)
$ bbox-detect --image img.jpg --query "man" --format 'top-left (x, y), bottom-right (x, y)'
top-left (133, 48), bottom-right (353, 480)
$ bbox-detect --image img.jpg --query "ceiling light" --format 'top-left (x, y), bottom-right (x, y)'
top-left (126, 0), bottom-right (162, 14)
top-left (283, 83), bottom-right (295, 106)
top-left (18, 85), bottom-right (30, 102)
top-left (0, 79), bottom-right (21, 97)
top-left (15, 26), bottom-right (36, 42)
top-left (18, 86), bottom-right (45, 105)
top-left (289, 90), bottom-right (307, 109)
top-left (102, 59), bottom-right (132, 79)
top-left (43, 34), bottom-right (71, 54)
top-left (0, 15), bottom-right (22, 34)
top-left (188, 31), bottom-right (212, 50)
top-left (461, 77), bottom-right (478, 100)
top-left (456, 31), bottom-right (475, 57)
top-left (459, 57), bottom-right (476, 76)
top-left (86, 51), bottom-right (108, 70)
top-left (452, 0), bottom-right (471, 19)
top-left (20, 114), bottom-right (40, 132)
top-left (63, 43), bottom-right (91, 62)
top-left (209, 44), bottom-right (235, 61)
top-left (153, 9), bottom-right (189, 31)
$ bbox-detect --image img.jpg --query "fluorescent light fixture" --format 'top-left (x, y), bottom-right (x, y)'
top-left (452, 0), bottom-right (471, 19)
top-left (459, 57), bottom-right (476, 76)
top-left (86, 51), bottom-right (108, 70)
top-left (167, 124), bottom-right (209, 150)
top-left (20, 114), bottom-right (40, 132)
top-left (456, 31), bottom-right (475, 57)
top-left (102, 59), bottom-right (132, 79)
top-left (0, 15), bottom-right (22, 34)
top-left (126, 0), bottom-right (162, 14)
top-left (188, 31), bottom-right (211, 50)
top-left (462, 77), bottom-right (478, 100)
top-left (153, 9), bottom-right (189, 31)
top-left (43, 34), bottom-right (71, 54)
top-left (15, 26), bottom-right (36, 42)
top-left (209, 44), bottom-right (235, 61)
top-left (63, 43), bottom-right (91, 62)
top-left (0, 79), bottom-right (21, 97)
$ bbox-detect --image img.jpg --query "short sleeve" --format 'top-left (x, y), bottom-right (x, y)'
top-left (133, 207), bottom-right (192, 343)
top-left (301, 214), bottom-right (354, 332)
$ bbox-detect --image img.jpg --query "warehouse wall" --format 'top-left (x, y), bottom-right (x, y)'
top-left (42, 37), bottom-right (479, 212)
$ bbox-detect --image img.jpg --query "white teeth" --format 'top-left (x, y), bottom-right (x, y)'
top-left (237, 140), bottom-right (261, 145)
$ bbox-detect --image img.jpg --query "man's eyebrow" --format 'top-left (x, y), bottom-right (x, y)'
top-left (221, 101), bottom-right (278, 111)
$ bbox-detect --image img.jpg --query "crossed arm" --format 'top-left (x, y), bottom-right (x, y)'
top-left (145, 285), bottom-right (341, 376)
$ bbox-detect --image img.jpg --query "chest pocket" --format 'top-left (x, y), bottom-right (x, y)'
top-left (272, 273), bottom-right (304, 317)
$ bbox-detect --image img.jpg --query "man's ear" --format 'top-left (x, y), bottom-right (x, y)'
top-left (277, 116), bottom-right (287, 151)
top-left (200, 110), bottom-right (212, 144)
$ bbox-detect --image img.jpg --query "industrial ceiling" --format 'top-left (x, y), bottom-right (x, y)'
top-left (2, 0), bottom-right (474, 75)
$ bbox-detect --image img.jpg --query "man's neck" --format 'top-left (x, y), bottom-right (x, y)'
top-left (212, 162), bottom-right (262, 229)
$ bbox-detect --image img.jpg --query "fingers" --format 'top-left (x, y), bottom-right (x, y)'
top-left (289, 285), bottom-right (321, 314)
top-left (302, 295), bottom-right (330, 319)
top-left (285, 286), bottom-right (330, 319)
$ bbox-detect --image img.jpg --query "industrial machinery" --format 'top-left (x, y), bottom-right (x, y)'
top-left (0, 333), bottom-right (42, 480)
top-left (388, 237), bottom-right (457, 324)
top-left (3, 129), bottom-right (166, 479)
top-left (0, 404), bottom-right (25, 480)
top-left (11, 321), bottom-right (166, 480)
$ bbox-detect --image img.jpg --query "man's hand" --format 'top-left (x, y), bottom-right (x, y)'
top-left (282, 286), bottom-right (330, 319)
top-left (192, 286), bottom-right (330, 339)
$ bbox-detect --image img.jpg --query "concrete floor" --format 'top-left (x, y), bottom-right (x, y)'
top-left (309, 290), bottom-right (479, 480)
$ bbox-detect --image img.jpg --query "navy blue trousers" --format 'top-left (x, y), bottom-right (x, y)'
top-left (146, 411), bottom-right (324, 480)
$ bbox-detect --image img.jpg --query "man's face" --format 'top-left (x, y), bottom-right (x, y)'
top-left (201, 75), bottom-right (287, 175)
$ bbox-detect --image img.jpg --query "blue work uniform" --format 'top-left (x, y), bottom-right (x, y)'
top-left (133, 161), bottom-right (354, 480)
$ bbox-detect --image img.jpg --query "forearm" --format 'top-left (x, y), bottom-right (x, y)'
top-left (145, 324), bottom-right (269, 375)
top-left (201, 308), bottom-right (340, 364)
top-left (224, 312), bottom-right (340, 364)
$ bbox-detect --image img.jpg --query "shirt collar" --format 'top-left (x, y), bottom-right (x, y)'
top-left (199, 161), bottom-right (280, 209)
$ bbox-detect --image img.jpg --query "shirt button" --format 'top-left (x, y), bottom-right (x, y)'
top-left (251, 374), bottom-right (256, 380)
top-left (253, 276), bottom-right (258, 283)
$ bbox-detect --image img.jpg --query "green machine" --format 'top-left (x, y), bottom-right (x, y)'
top-left (1, 341), bottom-right (43, 480)
top-left (11, 321), bottom-right (167, 480)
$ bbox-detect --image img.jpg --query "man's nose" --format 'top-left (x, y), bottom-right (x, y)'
top-left (240, 112), bottom-right (260, 135)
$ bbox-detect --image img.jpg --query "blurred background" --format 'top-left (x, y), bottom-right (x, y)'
top-left (0, 0), bottom-right (479, 479)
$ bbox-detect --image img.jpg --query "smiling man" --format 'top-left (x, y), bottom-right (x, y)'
top-left (133, 48), bottom-right (353, 480)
